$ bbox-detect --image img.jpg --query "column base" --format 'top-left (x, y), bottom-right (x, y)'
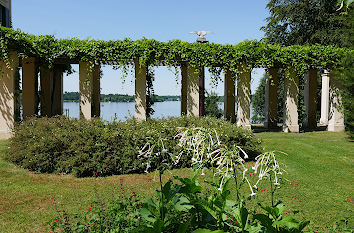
top-left (327, 124), bottom-right (345, 132)
top-left (0, 131), bottom-right (13, 140)
top-left (319, 119), bottom-right (328, 126)
top-left (236, 123), bottom-right (252, 130)
top-left (283, 124), bottom-right (299, 133)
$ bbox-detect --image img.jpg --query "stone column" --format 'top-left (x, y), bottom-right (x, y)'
top-left (40, 66), bottom-right (54, 117)
top-left (264, 68), bottom-right (278, 129)
top-left (236, 65), bottom-right (251, 129)
top-left (224, 70), bottom-right (235, 122)
top-left (320, 70), bottom-right (330, 125)
top-left (181, 63), bottom-right (187, 115)
top-left (52, 66), bottom-right (64, 116)
top-left (283, 68), bottom-right (299, 133)
top-left (186, 63), bottom-right (202, 117)
top-left (22, 57), bottom-right (38, 118)
top-left (199, 67), bottom-right (205, 116)
top-left (134, 60), bottom-right (146, 121)
top-left (327, 72), bottom-right (345, 132)
top-left (304, 69), bottom-right (318, 129)
top-left (79, 62), bottom-right (101, 120)
top-left (0, 52), bottom-right (20, 139)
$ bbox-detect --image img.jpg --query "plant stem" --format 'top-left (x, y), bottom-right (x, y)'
top-left (233, 165), bottom-right (240, 202)
top-left (270, 172), bottom-right (274, 207)
top-left (159, 170), bottom-right (164, 222)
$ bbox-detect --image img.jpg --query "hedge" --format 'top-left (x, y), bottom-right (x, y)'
top-left (6, 116), bottom-right (263, 177)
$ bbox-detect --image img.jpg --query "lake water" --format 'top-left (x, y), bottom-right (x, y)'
top-left (64, 101), bottom-right (254, 122)
top-left (64, 101), bottom-right (227, 122)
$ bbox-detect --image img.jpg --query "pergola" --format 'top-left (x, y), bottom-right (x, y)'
top-left (0, 29), bottom-right (348, 139)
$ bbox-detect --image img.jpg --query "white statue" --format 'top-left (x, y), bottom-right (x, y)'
top-left (189, 31), bottom-right (213, 42)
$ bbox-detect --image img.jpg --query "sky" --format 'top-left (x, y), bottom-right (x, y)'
top-left (13, 0), bottom-right (269, 95)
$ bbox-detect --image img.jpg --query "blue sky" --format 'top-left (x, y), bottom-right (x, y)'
top-left (13, 0), bottom-right (269, 95)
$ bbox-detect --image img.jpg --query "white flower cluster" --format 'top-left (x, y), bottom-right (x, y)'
top-left (174, 127), bottom-right (221, 168)
top-left (138, 138), bottom-right (168, 173)
top-left (175, 127), bottom-right (283, 197)
top-left (252, 152), bottom-right (283, 188)
top-left (175, 127), bottom-right (255, 194)
top-left (138, 128), bottom-right (283, 197)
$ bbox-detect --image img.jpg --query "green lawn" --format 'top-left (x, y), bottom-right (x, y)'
top-left (258, 132), bottom-right (353, 232)
top-left (0, 131), bottom-right (353, 232)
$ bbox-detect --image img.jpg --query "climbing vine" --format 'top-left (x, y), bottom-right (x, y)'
top-left (146, 67), bottom-right (155, 118)
top-left (0, 27), bottom-right (353, 81)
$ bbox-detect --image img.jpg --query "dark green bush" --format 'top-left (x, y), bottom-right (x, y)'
top-left (6, 116), bottom-right (262, 177)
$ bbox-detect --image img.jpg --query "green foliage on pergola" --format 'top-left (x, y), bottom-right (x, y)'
top-left (0, 27), bottom-right (352, 80)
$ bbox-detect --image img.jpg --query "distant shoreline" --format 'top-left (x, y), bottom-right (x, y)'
top-left (64, 92), bottom-right (225, 103)
top-left (63, 92), bottom-right (181, 103)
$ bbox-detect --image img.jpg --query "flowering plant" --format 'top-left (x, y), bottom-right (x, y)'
top-left (48, 127), bottom-right (310, 233)
top-left (175, 127), bottom-right (284, 201)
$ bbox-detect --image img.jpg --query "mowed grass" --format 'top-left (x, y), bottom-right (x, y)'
top-left (0, 131), bottom-right (353, 232)
top-left (257, 131), bottom-right (353, 231)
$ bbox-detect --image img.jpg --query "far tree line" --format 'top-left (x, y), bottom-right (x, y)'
top-left (63, 92), bottom-right (226, 103)
top-left (63, 92), bottom-right (183, 103)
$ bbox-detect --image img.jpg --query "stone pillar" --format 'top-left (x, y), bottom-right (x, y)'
top-left (0, 52), bottom-right (20, 139)
top-left (236, 65), bottom-right (251, 129)
top-left (40, 66), bottom-right (54, 117)
top-left (22, 57), bottom-right (38, 118)
top-left (186, 63), bottom-right (202, 117)
top-left (79, 62), bottom-right (101, 120)
top-left (52, 66), bottom-right (64, 116)
top-left (224, 71), bottom-right (235, 122)
top-left (181, 63), bottom-right (187, 115)
top-left (134, 60), bottom-right (146, 121)
top-left (327, 72), bottom-right (345, 132)
top-left (283, 68), bottom-right (299, 133)
top-left (264, 68), bottom-right (278, 129)
top-left (304, 69), bottom-right (318, 129)
top-left (320, 70), bottom-right (330, 125)
top-left (199, 67), bottom-right (205, 117)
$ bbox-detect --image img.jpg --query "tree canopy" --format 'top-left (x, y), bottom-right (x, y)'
top-left (261, 0), bottom-right (346, 46)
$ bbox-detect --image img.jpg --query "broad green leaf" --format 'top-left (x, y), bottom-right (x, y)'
top-left (239, 204), bottom-right (249, 230)
top-left (254, 214), bottom-right (276, 233)
top-left (276, 216), bottom-right (304, 230)
top-left (173, 195), bottom-right (193, 211)
top-left (200, 204), bottom-right (219, 221)
top-left (176, 222), bottom-right (190, 233)
top-left (140, 208), bottom-right (156, 223)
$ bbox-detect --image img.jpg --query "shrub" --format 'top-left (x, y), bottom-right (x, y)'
top-left (6, 116), bottom-right (262, 177)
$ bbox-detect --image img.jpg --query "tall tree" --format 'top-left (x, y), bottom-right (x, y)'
top-left (251, 74), bottom-right (266, 124)
top-left (261, 0), bottom-right (346, 46)
top-left (205, 91), bottom-right (223, 118)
